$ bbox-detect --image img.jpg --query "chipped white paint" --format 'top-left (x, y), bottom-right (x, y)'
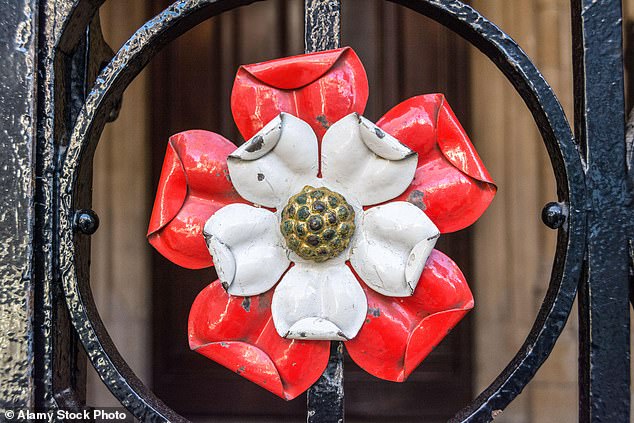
top-left (203, 204), bottom-right (290, 296)
top-left (350, 202), bottom-right (439, 297)
top-left (320, 113), bottom-right (418, 206)
top-left (271, 263), bottom-right (367, 340)
top-left (227, 113), bottom-right (318, 208)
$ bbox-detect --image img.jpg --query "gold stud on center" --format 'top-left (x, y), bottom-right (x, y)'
top-left (280, 186), bottom-right (356, 262)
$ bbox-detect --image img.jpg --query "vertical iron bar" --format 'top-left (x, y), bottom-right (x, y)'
top-left (0, 0), bottom-right (37, 410)
top-left (304, 1), bottom-right (343, 421)
top-left (571, 1), bottom-right (631, 422)
top-left (307, 342), bottom-right (345, 423)
top-left (304, 0), bottom-right (340, 53)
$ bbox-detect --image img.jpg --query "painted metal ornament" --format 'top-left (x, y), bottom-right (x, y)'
top-left (148, 47), bottom-right (497, 400)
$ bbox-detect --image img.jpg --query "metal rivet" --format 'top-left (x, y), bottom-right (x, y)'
top-left (308, 215), bottom-right (324, 232)
top-left (73, 209), bottom-right (100, 235)
top-left (541, 202), bottom-right (566, 229)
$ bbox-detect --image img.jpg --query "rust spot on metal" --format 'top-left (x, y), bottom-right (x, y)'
top-left (241, 297), bottom-right (251, 312)
top-left (316, 114), bottom-right (330, 129)
top-left (246, 135), bottom-right (264, 152)
top-left (408, 190), bottom-right (426, 211)
top-left (368, 307), bottom-right (381, 317)
top-left (258, 293), bottom-right (271, 310)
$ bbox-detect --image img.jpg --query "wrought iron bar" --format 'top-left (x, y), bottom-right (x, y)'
top-left (571, 1), bottom-right (631, 421)
top-left (304, 0), bottom-right (340, 53)
top-left (303, 1), bottom-right (344, 421)
top-left (626, 110), bottom-right (634, 310)
top-left (307, 343), bottom-right (345, 423)
top-left (0, 0), bottom-right (37, 409)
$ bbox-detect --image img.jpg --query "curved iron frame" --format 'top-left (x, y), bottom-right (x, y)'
top-left (2, 0), bottom-right (625, 421)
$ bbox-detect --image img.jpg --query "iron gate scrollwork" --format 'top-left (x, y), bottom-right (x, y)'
top-left (0, 0), bottom-right (629, 422)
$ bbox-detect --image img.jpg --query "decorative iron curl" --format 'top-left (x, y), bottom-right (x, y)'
top-left (57, 0), bottom-right (586, 422)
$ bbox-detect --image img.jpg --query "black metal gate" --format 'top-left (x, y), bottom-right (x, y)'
top-left (0, 0), bottom-right (630, 421)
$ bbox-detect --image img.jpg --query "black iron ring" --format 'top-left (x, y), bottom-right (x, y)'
top-left (57, 1), bottom-right (586, 422)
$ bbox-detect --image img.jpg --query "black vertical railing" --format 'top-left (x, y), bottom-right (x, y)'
top-left (307, 343), bottom-right (345, 423)
top-left (304, 0), bottom-right (340, 53)
top-left (303, 1), bottom-right (345, 421)
top-left (0, 0), bottom-right (38, 409)
top-left (572, 0), bottom-right (631, 421)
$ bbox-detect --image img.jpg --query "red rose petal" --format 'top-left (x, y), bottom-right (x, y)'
top-left (231, 47), bottom-right (368, 141)
top-left (194, 342), bottom-right (286, 397)
top-left (437, 99), bottom-right (493, 184)
top-left (242, 48), bottom-right (348, 90)
top-left (377, 94), bottom-right (496, 233)
top-left (346, 250), bottom-right (473, 382)
top-left (402, 309), bottom-right (469, 378)
top-left (147, 130), bottom-right (244, 269)
top-left (189, 281), bottom-right (330, 400)
top-left (148, 140), bottom-right (187, 234)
